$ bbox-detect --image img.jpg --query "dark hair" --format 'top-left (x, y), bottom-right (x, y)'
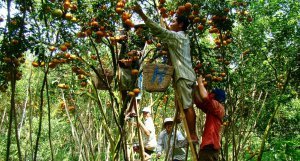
top-left (212, 88), bottom-right (226, 103)
top-left (164, 121), bottom-right (173, 127)
top-left (176, 15), bottom-right (189, 31)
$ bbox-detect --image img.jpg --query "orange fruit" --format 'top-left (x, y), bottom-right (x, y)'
top-left (65, 13), bottom-right (73, 20)
top-left (40, 62), bottom-right (45, 67)
top-left (116, 7), bottom-right (123, 14)
top-left (64, 42), bottom-right (71, 48)
top-left (68, 106), bottom-right (75, 111)
top-left (91, 21), bottom-right (98, 27)
top-left (96, 31), bottom-right (105, 37)
top-left (80, 81), bottom-right (87, 87)
top-left (178, 6), bottom-right (185, 13)
top-left (133, 88), bottom-right (140, 95)
top-left (100, 26), bottom-right (105, 31)
top-left (221, 72), bottom-right (226, 77)
top-left (91, 55), bottom-right (97, 60)
top-left (71, 4), bottom-right (78, 11)
top-left (197, 24), bottom-right (204, 31)
top-left (78, 74), bottom-right (85, 79)
top-left (192, 10), bottom-right (199, 15)
top-left (48, 46), bottom-right (56, 52)
top-left (162, 13), bottom-right (168, 18)
top-left (131, 69), bottom-right (139, 75)
top-left (125, 19), bottom-right (134, 27)
top-left (188, 14), bottom-right (195, 20)
top-left (156, 43), bottom-right (162, 48)
top-left (184, 3), bottom-right (192, 11)
top-left (60, 44), bottom-right (68, 51)
top-left (193, 17), bottom-right (201, 23)
top-left (159, 0), bottom-right (166, 4)
top-left (160, 7), bottom-right (167, 14)
top-left (122, 12), bottom-right (131, 21)
top-left (64, 53), bottom-right (71, 58)
top-left (58, 84), bottom-right (67, 89)
top-left (128, 91), bottom-right (135, 97)
top-left (160, 50), bottom-right (168, 55)
top-left (32, 62), bottom-right (39, 67)
top-left (49, 62), bottom-right (57, 68)
top-left (116, 1), bottom-right (125, 8)
top-left (63, 1), bottom-right (71, 10)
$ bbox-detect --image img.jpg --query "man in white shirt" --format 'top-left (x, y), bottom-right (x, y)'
top-left (138, 107), bottom-right (157, 160)
top-left (157, 118), bottom-right (186, 161)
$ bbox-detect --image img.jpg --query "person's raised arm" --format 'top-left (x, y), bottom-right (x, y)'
top-left (197, 75), bottom-right (208, 100)
top-left (133, 3), bottom-right (177, 42)
top-left (138, 120), bottom-right (151, 136)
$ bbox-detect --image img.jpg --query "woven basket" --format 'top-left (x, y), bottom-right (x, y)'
top-left (143, 64), bottom-right (174, 92)
top-left (93, 68), bottom-right (113, 90)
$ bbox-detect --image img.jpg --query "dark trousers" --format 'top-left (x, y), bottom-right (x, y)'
top-left (144, 148), bottom-right (154, 155)
top-left (198, 145), bottom-right (220, 161)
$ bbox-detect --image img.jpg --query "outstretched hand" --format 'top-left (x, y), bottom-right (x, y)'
top-left (197, 75), bottom-right (203, 85)
top-left (156, 153), bottom-right (161, 158)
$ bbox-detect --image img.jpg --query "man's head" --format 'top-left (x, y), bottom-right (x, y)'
top-left (170, 15), bottom-right (189, 32)
top-left (212, 88), bottom-right (226, 103)
top-left (141, 107), bottom-right (151, 118)
top-left (163, 118), bottom-right (174, 133)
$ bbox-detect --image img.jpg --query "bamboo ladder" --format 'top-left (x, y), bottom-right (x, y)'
top-left (174, 87), bottom-right (198, 161)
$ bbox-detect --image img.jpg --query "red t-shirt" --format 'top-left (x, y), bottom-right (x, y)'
top-left (195, 93), bottom-right (225, 150)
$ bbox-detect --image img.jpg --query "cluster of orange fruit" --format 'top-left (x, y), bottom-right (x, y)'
top-left (2, 52), bottom-right (25, 69)
top-left (3, 70), bottom-right (23, 81)
top-left (71, 66), bottom-right (90, 87)
top-left (31, 42), bottom-right (75, 69)
top-left (232, 1), bottom-right (252, 22)
top-left (194, 61), bottom-right (228, 85)
top-left (51, 0), bottom-right (78, 22)
top-left (57, 83), bottom-right (70, 89)
top-left (201, 72), bottom-right (226, 84)
top-left (213, 32), bottom-right (233, 48)
top-left (88, 18), bottom-right (108, 42)
top-left (157, 0), bottom-right (170, 18)
top-left (128, 88), bottom-right (141, 97)
top-left (120, 49), bottom-right (142, 97)
top-left (1, 37), bottom-right (25, 83)
top-left (115, 1), bottom-right (134, 28)
top-left (59, 101), bottom-right (76, 112)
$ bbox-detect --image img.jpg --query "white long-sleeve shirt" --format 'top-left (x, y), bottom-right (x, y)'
top-left (145, 19), bottom-right (196, 83)
top-left (143, 117), bottom-right (157, 150)
top-left (156, 129), bottom-right (186, 160)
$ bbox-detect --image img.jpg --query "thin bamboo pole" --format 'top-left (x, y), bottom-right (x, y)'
top-left (174, 91), bottom-right (198, 161)
top-left (134, 98), bottom-right (146, 161)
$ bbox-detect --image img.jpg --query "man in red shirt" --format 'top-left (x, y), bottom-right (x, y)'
top-left (194, 75), bottom-right (226, 161)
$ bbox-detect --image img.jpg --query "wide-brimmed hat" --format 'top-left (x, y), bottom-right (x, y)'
top-left (141, 107), bottom-right (151, 114)
top-left (163, 118), bottom-right (173, 125)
